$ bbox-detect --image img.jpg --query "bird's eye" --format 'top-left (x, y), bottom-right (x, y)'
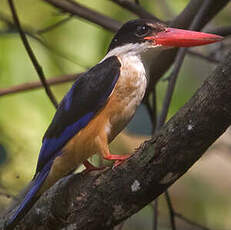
top-left (135, 25), bottom-right (150, 37)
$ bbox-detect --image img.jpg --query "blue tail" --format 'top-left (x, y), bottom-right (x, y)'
top-left (5, 161), bottom-right (52, 230)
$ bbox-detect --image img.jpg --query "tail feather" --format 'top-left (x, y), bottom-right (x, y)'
top-left (5, 162), bottom-right (52, 230)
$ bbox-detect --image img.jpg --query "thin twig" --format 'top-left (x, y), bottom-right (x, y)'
top-left (144, 96), bottom-right (153, 121)
top-left (1, 26), bottom-right (88, 69)
top-left (156, 47), bottom-right (187, 129)
top-left (111, 0), bottom-right (161, 22)
top-left (44, 0), bottom-right (121, 32)
top-left (151, 88), bottom-right (157, 133)
top-left (144, 88), bottom-right (158, 134)
top-left (155, 1), bottom-right (214, 230)
top-left (188, 0), bottom-right (214, 31)
top-left (145, 94), bottom-right (158, 229)
top-left (144, 90), bottom-right (158, 227)
top-left (0, 74), bottom-right (78, 97)
top-left (153, 199), bottom-right (158, 230)
top-left (206, 26), bottom-right (231, 37)
top-left (188, 50), bottom-right (219, 64)
top-left (157, 0), bottom-right (213, 129)
top-left (175, 212), bottom-right (211, 230)
top-left (8, 0), bottom-right (58, 108)
top-left (37, 15), bottom-right (73, 34)
top-left (165, 192), bottom-right (176, 230)
top-left (0, 11), bottom-right (90, 68)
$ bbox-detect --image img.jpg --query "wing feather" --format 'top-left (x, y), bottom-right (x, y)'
top-left (35, 56), bottom-right (121, 174)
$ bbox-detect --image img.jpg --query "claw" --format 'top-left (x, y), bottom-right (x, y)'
top-left (83, 160), bottom-right (105, 173)
top-left (113, 159), bottom-right (126, 168)
top-left (103, 153), bottom-right (131, 168)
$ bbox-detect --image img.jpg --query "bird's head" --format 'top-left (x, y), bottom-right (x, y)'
top-left (107, 19), bottom-right (223, 57)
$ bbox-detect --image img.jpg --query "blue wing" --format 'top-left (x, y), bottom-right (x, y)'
top-left (36, 55), bottom-right (121, 174)
top-left (6, 56), bottom-right (121, 230)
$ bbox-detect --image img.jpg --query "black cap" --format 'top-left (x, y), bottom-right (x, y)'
top-left (108, 19), bottom-right (166, 51)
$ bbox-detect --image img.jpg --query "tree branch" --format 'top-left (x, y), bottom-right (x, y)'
top-left (164, 191), bottom-right (176, 230)
top-left (110, 0), bottom-right (162, 22)
top-left (8, 0), bottom-right (58, 108)
top-left (206, 26), bottom-right (231, 36)
top-left (157, 0), bottom-right (213, 128)
top-left (152, 200), bottom-right (158, 230)
top-left (187, 50), bottom-right (219, 64)
top-left (148, 0), bottom-right (229, 90)
top-left (44, 0), bottom-right (121, 32)
top-left (4, 0), bottom-right (229, 99)
top-left (3, 49), bottom-right (231, 230)
top-left (36, 15), bottom-right (73, 34)
top-left (175, 212), bottom-right (211, 230)
top-left (156, 47), bottom-right (187, 129)
top-left (0, 11), bottom-right (89, 68)
top-left (0, 74), bottom-right (78, 97)
top-left (155, 1), bottom-right (221, 220)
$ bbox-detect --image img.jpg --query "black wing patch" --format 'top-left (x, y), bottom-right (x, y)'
top-left (35, 56), bottom-right (121, 173)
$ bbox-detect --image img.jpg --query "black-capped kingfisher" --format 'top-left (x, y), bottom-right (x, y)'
top-left (6, 19), bottom-right (223, 229)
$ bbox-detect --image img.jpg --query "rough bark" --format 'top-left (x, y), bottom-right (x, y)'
top-left (2, 50), bottom-right (231, 230)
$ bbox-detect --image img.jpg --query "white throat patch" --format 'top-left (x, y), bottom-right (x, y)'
top-left (101, 42), bottom-right (163, 77)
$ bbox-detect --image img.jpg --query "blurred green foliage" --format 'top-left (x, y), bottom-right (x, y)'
top-left (0, 0), bottom-right (231, 229)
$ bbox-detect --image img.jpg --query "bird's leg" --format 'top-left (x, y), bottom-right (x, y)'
top-left (82, 160), bottom-right (105, 173)
top-left (96, 136), bottom-right (131, 167)
top-left (103, 153), bottom-right (131, 167)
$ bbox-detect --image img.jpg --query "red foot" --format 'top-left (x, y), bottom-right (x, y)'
top-left (83, 160), bottom-right (105, 173)
top-left (103, 154), bottom-right (131, 168)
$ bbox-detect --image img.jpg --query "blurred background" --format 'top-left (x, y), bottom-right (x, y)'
top-left (0, 0), bottom-right (231, 229)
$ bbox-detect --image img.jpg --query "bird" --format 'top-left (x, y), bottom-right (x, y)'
top-left (5, 19), bottom-right (223, 229)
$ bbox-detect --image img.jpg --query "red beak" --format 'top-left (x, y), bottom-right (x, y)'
top-left (145, 28), bottom-right (223, 47)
